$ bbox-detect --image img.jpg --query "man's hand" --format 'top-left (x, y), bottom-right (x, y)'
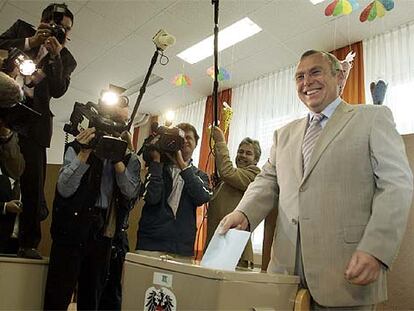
top-left (212, 126), bottom-right (225, 143)
top-left (150, 150), bottom-right (161, 163)
top-left (75, 127), bottom-right (95, 162)
top-left (5, 200), bottom-right (22, 214)
top-left (45, 36), bottom-right (63, 57)
top-left (166, 150), bottom-right (187, 170)
top-left (28, 23), bottom-right (51, 48)
top-left (217, 211), bottom-right (249, 235)
top-left (345, 250), bottom-right (381, 285)
top-left (0, 120), bottom-right (12, 142)
top-left (0, 119), bottom-right (11, 136)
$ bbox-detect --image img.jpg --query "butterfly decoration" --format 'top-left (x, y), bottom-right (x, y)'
top-left (207, 66), bottom-right (230, 81)
top-left (360, 0), bottom-right (394, 22)
top-left (172, 74), bottom-right (191, 86)
top-left (325, 0), bottom-right (360, 17)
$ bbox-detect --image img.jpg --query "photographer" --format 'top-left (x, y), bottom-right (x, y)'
top-left (136, 123), bottom-right (212, 260)
top-left (0, 117), bottom-right (24, 254)
top-left (43, 104), bottom-right (140, 310)
top-left (99, 116), bottom-right (136, 311)
top-left (0, 3), bottom-right (77, 259)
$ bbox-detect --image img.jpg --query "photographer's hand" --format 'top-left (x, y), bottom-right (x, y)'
top-left (45, 36), bottom-right (63, 57)
top-left (5, 200), bottom-right (22, 214)
top-left (0, 120), bottom-right (13, 142)
top-left (150, 150), bottom-right (161, 163)
top-left (75, 127), bottom-right (95, 163)
top-left (166, 150), bottom-right (187, 170)
top-left (28, 23), bottom-right (51, 48)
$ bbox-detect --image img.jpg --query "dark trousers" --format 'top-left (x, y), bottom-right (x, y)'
top-left (0, 237), bottom-right (19, 255)
top-left (98, 232), bottom-right (129, 311)
top-left (18, 135), bottom-right (46, 248)
top-left (43, 216), bottom-right (112, 311)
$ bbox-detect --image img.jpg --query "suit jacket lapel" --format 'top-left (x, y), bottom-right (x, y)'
top-left (301, 101), bottom-right (355, 184)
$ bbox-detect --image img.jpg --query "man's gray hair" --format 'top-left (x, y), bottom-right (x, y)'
top-left (300, 50), bottom-right (342, 76)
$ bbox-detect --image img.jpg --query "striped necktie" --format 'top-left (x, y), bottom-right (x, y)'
top-left (302, 113), bottom-right (324, 174)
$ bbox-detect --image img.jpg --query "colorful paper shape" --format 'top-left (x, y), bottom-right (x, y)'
top-left (325, 0), bottom-right (359, 17)
top-left (360, 0), bottom-right (394, 22)
top-left (207, 67), bottom-right (230, 81)
top-left (172, 74), bottom-right (191, 86)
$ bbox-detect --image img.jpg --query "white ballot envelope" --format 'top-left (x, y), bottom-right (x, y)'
top-left (200, 228), bottom-right (251, 271)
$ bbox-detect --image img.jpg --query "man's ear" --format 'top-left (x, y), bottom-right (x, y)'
top-left (337, 68), bottom-right (346, 85)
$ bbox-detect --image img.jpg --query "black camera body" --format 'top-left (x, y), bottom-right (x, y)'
top-left (49, 23), bottom-right (66, 44)
top-left (64, 101), bottom-right (129, 162)
top-left (138, 122), bottom-right (185, 164)
top-left (47, 3), bottom-right (68, 44)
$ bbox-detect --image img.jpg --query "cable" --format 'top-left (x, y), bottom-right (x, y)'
top-left (159, 51), bottom-right (169, 66)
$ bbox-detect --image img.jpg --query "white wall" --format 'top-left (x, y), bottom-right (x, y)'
top-left (46, 122), bottom-right (68, 165)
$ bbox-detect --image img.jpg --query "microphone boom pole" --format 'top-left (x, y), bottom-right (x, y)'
top-left (212, 0), bottom-right (219, 127)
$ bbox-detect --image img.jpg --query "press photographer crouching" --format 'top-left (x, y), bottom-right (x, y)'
top-left (43, 95), bottom-right (140, 311)
top-left (0, 72), bottom-right (25, 254)
top-left (136, 122), bottom-right (212, 261)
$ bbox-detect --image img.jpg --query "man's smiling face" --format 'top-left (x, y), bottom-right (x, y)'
top-left (295, 52), bottom-right (344, 113)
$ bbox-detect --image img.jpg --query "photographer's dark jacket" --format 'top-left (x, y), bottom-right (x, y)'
top-left (51, 142), bottom-right (140, 245)
top-left (0, 133), bottom-right (24, 244)
top-left (0, 19), bottom-right (77, 147)
top-left (137, 161), bottom-right (212, 257)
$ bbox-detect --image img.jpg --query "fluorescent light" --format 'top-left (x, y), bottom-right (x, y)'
top-left (310, 0), bottom-right (325, 4)
top-left (177, 17), bottom-right (262, 64)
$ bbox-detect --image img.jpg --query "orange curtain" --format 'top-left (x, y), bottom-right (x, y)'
top-left (198, 89), bottom-right (232, 175)
top-left (331, 41), bottom-right (365, 104)
top-left (194, 89), bottom-right (232, 259)
top-left (132, 127), bottom-right (140, 151)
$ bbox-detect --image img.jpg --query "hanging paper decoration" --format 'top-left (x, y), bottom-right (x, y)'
top-left (370, 80), bottom-right (388, 105)
top-left (360, 0), bottom-right (394, 22)
top-left (339, 51), bottom-right (356, 95)
top-left (325, 0), bottom-right (359, 17)
top-left (207, 66), bottom-right (230, 81)
top-left (172, 74), bottom-right (191, 86)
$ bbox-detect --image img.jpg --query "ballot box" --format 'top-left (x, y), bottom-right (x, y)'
top-left (0, 256), bottom-right (49, 310)
top-left (122, 253), bottom-right (299, 311)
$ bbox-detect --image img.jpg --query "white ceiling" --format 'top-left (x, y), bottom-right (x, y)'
top-left (1, 0), bottom-right (414, 124)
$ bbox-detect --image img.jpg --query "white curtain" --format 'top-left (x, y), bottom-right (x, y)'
top-left (160, 97), bottom-right (206, 167)
top-left (229, 66), bottom-right (306, 168)
top-left (363, 21), bottom-right (414, 134)
top-left (229, 66), bottom-right (307, 253)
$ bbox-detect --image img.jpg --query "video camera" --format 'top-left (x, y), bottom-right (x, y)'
top-left (63, 28), bottom-right (176, 162)
top-left (138, 122), bottom-right (185, 164)
top-left (63, 101), bottom-right (129, 162)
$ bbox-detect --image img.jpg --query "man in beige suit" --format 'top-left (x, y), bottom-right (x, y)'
top-left (219, 50), bottom-right (413, 309)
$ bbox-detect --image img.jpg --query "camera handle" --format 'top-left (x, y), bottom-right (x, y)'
top-left (127, 49), bottom-right (160, 132)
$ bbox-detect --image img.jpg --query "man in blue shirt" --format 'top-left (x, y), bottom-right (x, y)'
top-left (43, 104), bottom-right (140, 310)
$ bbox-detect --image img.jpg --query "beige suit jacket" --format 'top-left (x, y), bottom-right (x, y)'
top-left (236, 102), bottom-right (413, 306)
